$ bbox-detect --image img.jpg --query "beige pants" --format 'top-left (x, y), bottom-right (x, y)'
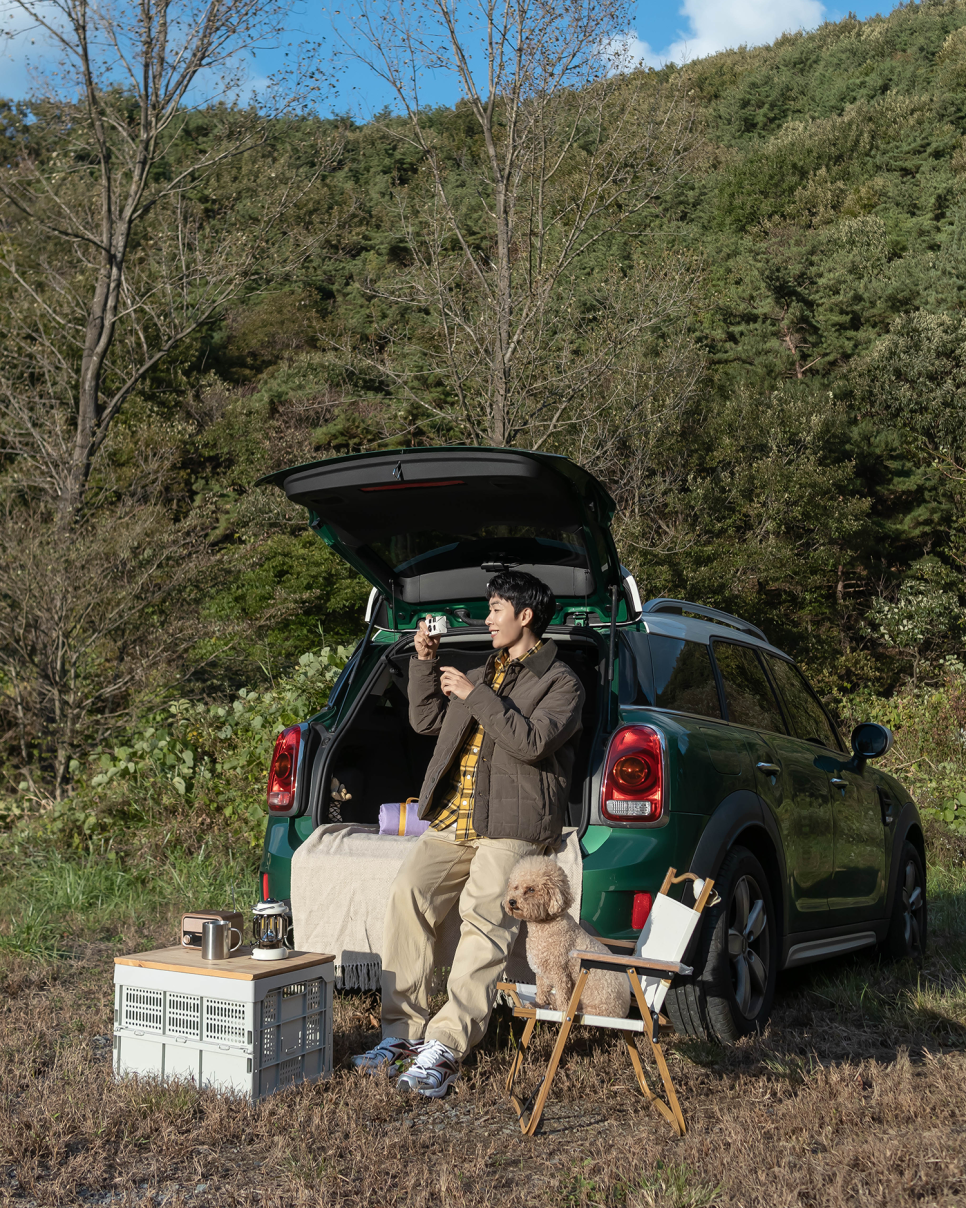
top-left (380, 828), bottom-right (546, 1059)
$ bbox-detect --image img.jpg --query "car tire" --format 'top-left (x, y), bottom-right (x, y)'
top-left (884, 840), bottom-right (927, 964)
top-left (665, 846), bottom-right (779, 1044)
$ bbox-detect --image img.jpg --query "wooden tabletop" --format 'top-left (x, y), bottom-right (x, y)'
top-left (114, 946), bottom-right (335, 981)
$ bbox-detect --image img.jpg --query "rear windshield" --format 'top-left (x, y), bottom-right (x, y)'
top-left (620, 633), bottom-right (722, 719)
top-left (369, 525), bottom-right (590, 577)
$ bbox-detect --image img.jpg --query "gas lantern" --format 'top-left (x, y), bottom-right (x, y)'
top-left (251, 899), bottom-right (293, 961)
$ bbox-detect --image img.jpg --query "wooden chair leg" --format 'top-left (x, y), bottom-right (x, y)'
top-left (506, 1014), bottom-right (536, 1094)
top-left (515, 969), bottom-right (589, 1136)
top-left (648, 1034), bottom-right (686, 1137)
top-left (628, 971), bottom-right (686, 1137)
top-left (623, 1033), bottom-right (657, 1103)
top-left (623, 1033), bottom-right (681, 1134)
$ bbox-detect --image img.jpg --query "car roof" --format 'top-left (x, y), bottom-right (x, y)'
top-left (637, 603), bottom-right (792, 661)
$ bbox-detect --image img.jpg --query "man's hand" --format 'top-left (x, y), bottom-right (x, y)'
top-left (439, 666), bottom-right (474, 700)
top-left (414, 620), bottom-right (441, 662)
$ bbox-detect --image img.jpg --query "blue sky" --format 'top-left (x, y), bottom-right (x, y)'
top-left (2, 0), bottom-right (894, 116)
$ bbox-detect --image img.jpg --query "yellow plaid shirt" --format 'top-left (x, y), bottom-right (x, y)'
top-left (430, 640), bottom-right (544, 841)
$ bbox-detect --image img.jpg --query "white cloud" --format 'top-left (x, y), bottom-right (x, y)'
top-left (607, 0), bottom-right (828, 72)
top-left (670, 0), bottom-right (827, 60)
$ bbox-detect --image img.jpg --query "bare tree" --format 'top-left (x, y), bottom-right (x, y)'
top-left (0, 484), bottom-right (229, 798)
top-left (334, 0), bottom-right (700, 446)
top-left (0, 0), bottom-right (339, 523)
top-left (0, 0), bottom-right (350, 794)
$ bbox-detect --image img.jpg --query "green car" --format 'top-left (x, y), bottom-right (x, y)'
top-left (258, 447), bottom-right (925, 1042)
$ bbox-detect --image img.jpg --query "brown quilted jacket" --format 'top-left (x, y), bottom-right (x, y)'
top-left (408, 640), bottom-right (585, 844)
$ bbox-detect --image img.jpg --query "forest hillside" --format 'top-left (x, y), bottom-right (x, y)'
top-left (1, 0), bottom-right (965, 836)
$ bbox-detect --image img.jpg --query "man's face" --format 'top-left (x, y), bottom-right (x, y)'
top-left (486, 595), bottom-right (532, 649)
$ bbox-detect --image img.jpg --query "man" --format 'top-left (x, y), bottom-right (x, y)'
top-left (352, 570), bottom-right (585, 1097)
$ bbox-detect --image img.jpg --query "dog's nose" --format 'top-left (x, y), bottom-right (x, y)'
top-left (507, 898), bottom-right (517, 909)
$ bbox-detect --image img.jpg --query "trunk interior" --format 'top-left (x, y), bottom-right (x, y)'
top-left (313, 631), bottom-right (606, 831)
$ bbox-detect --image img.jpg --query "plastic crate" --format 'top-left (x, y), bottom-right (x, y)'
top-left (112, 948), bottom-right (333, 1100)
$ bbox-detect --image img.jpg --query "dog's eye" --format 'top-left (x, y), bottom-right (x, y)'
top-left (524, 886), bottom-right (534, 894)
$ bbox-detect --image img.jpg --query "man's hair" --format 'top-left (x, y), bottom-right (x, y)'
top-left (486, 571), bottom-right (556, 637)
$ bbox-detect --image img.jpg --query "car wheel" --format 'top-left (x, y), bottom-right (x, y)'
top-left (665, 846), bottom-right (779, 1044)
top-left (884, 840), bottom-right (927, 964)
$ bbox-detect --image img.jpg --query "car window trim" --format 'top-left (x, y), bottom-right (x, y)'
top-left (618, 630), bottom-right (657, 708)
top-left (617, 631), bottom-right (642, 706)
top-left (764, 652), bottom-right (847, 754)
top-left (754, 647), bottom-right (794, 737)
top-left (707, 638), bottom-right (728, 723)
top-left (710, 636), bottom-right (789, 736)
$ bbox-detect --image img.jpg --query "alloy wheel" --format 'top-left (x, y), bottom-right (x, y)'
top-left (726, 874), bottom-right (770, 1020)
top-left (900, 857), bottom-right (924, 956)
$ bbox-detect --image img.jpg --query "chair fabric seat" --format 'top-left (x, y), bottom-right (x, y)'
top-left (504, 983), bottom-right (649, 1033)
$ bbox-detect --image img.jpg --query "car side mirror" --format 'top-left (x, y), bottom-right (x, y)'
top-left (850, 723), bottom-right (893, 762)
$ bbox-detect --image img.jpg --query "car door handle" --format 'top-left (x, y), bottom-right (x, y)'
top-left (830, 778), bottom-right (847, 787)
top-left (756, 762), bottom-right (781, 775)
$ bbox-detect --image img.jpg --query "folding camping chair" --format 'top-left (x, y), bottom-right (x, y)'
top-left (498, 868), bottom-right (716, 1137)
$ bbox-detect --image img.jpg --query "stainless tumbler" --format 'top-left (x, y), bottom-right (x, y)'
top-left (201, 918), bottom-right (242, 960)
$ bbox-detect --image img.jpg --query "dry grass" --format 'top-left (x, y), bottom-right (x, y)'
top-left (1, 868), bottom-right (965, 1207)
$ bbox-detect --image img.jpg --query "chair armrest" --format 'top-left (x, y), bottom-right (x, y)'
top-left (598, 938), bottom-right (637, 951)
top-left (570, 949), bottom-right (693, 977)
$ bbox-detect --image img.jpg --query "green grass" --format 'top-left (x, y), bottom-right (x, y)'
top-left (0, 827), bottom-right (964, 1206)
top-left (563, 1158), bottom-right (721, 1208)
top-left (2, 831), bottom-right (964, 1049)
top-left (635, 1162), bottom-right (722, 1208)
top-left (928, 860), bottom-right (966, 940)
top-left (779, 861), bottom-right (966, 1041)
top-left (0, 844), bottom-right (256, 958)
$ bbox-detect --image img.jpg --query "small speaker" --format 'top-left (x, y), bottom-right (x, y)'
top-left (181, 909), bottom-right (245, 949)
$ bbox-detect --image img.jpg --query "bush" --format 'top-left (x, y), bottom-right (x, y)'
top-left (832, 664), bottom-right (966, 834)
top-left (1, 644), bottom-right (350, 853)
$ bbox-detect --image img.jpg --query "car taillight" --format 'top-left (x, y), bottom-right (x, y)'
top-left (601, 725), bottom-right (663, 824)
top-left (267, 725), bottom-right (301, 812)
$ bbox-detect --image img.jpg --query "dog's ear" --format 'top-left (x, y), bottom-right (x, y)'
top-left (546, 865), bottom-right (573, 917)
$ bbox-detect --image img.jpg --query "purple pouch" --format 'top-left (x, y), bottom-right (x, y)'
top-left (379, 799), bottom-right (430, 837)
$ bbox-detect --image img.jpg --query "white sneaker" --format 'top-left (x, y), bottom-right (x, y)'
top-left (350, 1036), bottom-right (421, 1073)
top-left (396, 1039), bottom-right (460, 1098)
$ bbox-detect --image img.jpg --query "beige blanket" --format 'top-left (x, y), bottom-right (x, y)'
top-left (290, 825), bottom-right (583, 989)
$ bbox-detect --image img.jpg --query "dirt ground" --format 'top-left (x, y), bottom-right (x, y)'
top-left (1, 913), bottom-right (965, 1208)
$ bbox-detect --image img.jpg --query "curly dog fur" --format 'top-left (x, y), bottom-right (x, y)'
top-left (503, 856), bottom-right (630, 1017)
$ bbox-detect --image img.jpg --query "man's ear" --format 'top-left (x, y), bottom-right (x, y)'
top-left (518, 606), bottom-right (534, 630)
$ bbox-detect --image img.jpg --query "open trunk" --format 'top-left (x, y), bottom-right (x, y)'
top-left (259, 447), bottom-right (632, 629)
top-left (308, 630), bottom-right (606, 832)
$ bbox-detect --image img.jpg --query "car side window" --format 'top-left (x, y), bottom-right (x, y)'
top-left (651, 636), bottom-right (722, 718)
top-left (764, 655), bottom-right (843, 751)
top-left (713, 642), bottom-right (787, 734)
top-left (620, 632), bottom-right (722, 719)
